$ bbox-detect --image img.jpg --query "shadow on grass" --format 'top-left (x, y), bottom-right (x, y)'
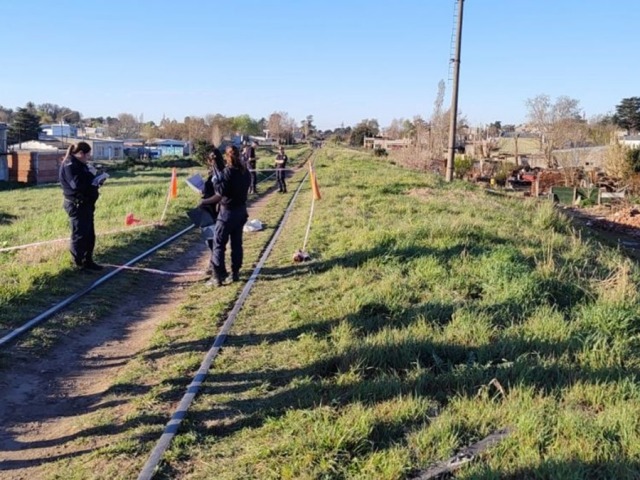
top-left (0, 211), bottom-right (17, 225)
top-left (0, 375), bottom-right (192, 471)
top-left (259, 230), bottom-right (511, 280)
top-left (162, 290), bottom-right (640, 477)
top-left (0, 412), bottom-right (170, 470)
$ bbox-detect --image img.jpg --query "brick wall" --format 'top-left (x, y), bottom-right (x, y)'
top-left (7, 152), bottom-right (61, 184)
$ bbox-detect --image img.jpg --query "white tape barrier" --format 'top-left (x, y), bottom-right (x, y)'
top-left (0, 223), bottom-right (158, 253)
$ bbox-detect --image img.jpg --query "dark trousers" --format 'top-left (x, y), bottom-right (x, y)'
top-left (211, 209), bottom-right (248, 281)
top-left (249, 171), bottom-right (257, 193)
top-left (63, 200), bottom-right (96, 266)
top-left (276, 170), bottom-right (286, 192)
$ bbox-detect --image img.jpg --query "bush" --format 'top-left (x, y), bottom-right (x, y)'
top-left (493, 162), bottom-right (512, 186)
top-left (454, 154), bottom-right (474, 178)
top-left (374, 147), bottom-right (388, 157)
top-left (627, 148), bottom-right (640, 173)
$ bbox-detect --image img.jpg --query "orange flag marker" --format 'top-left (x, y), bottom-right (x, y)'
top-left (169, 167), bottom-right (178, 199)
top-left (309, 162), bottom-right (321, 200)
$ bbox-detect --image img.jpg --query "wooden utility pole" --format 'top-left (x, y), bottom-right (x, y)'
top-left (445, 0), bottom-right (464, 182)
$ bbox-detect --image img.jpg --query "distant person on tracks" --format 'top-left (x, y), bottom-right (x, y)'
top-left (59, 141), bottom-right (106, 272)
top-left (199, 145), bottom-right (251, 287)
top-left (247, 142), bottom-right (258, 194)
top-left (275, 146), bottom-right (288, 193)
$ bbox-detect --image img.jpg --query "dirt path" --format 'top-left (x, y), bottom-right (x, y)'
top-left (0, 185), bottom-right (279, 479)
top-left (0, 240), bottom-right (210, 479)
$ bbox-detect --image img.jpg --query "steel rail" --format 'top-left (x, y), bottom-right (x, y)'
top-left (0, 225), bottom-right (196, 349)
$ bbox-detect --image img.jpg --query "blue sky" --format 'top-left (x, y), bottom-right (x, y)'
top-left (2, 1), bottom-right (638, 131)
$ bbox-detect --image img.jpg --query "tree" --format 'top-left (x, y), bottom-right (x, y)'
top-left (384, 118), bottom-right (406, 139)
top-left (267, 111), bottom-right (296, 144)
top-left (349, 119), bottom-right (379, 146)
top-left (0, 105), bottom-right (14, 123)
top-left (230, 114), bottom-right (261, 136)
top-left (206, 114), bottom-right (234, 145)
top-left (586, 114), bottom-right (616, 146)
top-left (605, 142), bottom-right (633, 179)
top-left (107, 113), bottom-right (140, 139)
top-left (184, 116), bottom-right (210, 143)
top-left (192, 139), bottom-right (216, 165)
top-left (613, 97), bottom-right (640, 134)
top-left (267, 112), bottom-right (283, 143)
top-left (140, 121), bottom-right (159, 142)
top-left (301, 115), bottom-right (315, 138)
top-left (8, 107), bottom-right (41, 145)
top-left (158, 117), bottom-right (187, 140)
top-left (526, 94), bottom-right (582, 166)
top-left (487, 121), bottom-right (501, 137)
top-left (429, 80), bottom-right (448, 159)
top-left (34, 103), bottom-right (79, 124)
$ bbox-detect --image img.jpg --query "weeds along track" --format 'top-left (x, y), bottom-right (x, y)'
top-left (0, 150), bottom-right (314, 351)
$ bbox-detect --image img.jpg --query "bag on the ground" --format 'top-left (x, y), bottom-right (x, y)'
top-left (243, 219), bottom-right (264, 232)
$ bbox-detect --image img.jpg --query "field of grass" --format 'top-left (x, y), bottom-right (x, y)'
top-left (5, 145), bottom-right (640, 479)
top-left (497, 137), bottom-right (542, 156)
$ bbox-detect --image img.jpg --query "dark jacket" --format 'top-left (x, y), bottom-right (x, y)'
top-left (202, 168), bottom-right (224, 219)
top-left (275, 153), bottom-right (288, 170)
top-left (59, 155), bottom-right (99, 204)
top-left (218, 166), bottom-right (251, 212)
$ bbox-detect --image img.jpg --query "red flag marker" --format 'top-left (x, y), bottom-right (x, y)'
top-left (125, 213), bottom-right (142, 226)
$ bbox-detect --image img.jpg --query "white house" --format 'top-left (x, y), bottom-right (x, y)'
top-left (40, 123), bottom-right (77, 138)
top-left (9, 137), bottom-right (124, 160)
top-left (621, 135), bottom-right (640, 149)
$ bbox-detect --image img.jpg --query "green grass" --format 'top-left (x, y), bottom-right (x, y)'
top-left (7, 145), bottom-right (640, 479)
top-left (497, 137), bottom-right (542, 156)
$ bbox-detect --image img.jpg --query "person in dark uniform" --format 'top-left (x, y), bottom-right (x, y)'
top-left (275, 146), bottom-right (288, 193)
top-left (247, 142), bottom-right (258, 194)
top-left (199, 145), bottom-right (251, 287)
top-left (59, 141), bottom-right (105, 271)
top-left (200, 148), bottom-right (225, 252)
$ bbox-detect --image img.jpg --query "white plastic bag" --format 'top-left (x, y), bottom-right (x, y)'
top-left (243, 219), bottom-right (264, 232)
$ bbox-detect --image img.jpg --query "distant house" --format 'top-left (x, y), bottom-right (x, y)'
top-left (9, 138), bottom-right (65, 152)
top-left (363, 137), bottom-right (412, 150)
top-left (147, 139), bottom-right (188, 157)
top-left (0, 123), bottom-right (8, 181)
top-left (9, 137), bottom-right (124, 161)
top-left (551, 146), bottom-right (608, 171)
top-left (247, 135), bottom-right (278, 146)
top-left (40, 123), bottom-right (78, 138)
top-left (87, 139), bottom-right (125, 160)
top-left (77, 126), bottom-right (106, 138)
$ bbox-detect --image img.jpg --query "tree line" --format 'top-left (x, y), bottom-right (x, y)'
top-left (0, 102), bottom-right (324, 147)
top-left (2, 94), bottom-right (639, 154)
